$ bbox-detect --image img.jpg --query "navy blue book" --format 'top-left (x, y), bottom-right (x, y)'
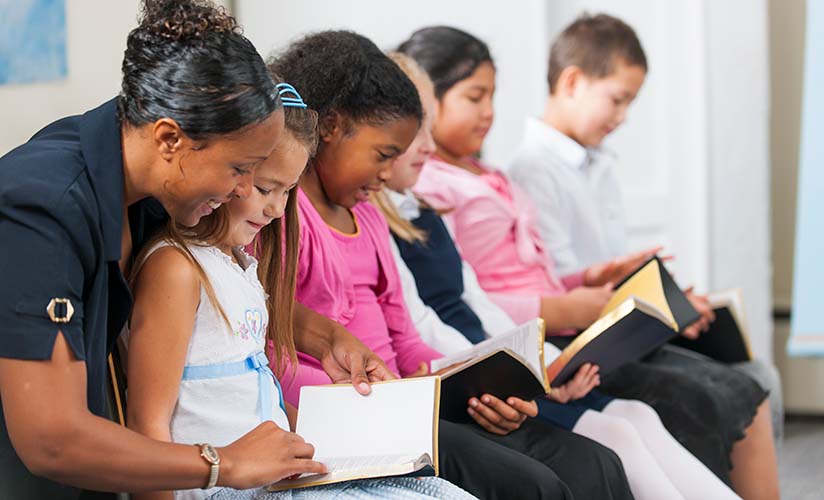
top-left (670, 288), bottom-right (753, 363)
top-left (546, 256), bottom-right (701, 386)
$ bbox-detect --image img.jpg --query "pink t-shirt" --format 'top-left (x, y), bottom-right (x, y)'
top-left (278, 189), bottom-right (442, 405)
top-left (414, 157), bottom-right (584, 329)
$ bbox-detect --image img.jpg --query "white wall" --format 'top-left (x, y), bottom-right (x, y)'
top-left (0, 1), bottom-right (140, 156)
top-left (0, 0), bottom-right (233, 157)
top-left (235, 0), bottom-right (549, 169)
top-left (705, 0), bottom-right (772, 360)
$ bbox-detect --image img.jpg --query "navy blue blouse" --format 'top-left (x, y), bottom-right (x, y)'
top-left (0, 99), bottom-right (167, 498)
top-left (393, 207), bottom-right (486, 344)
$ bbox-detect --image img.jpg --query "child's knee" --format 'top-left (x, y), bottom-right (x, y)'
top-left (614, 399), bottom-right (664, 429)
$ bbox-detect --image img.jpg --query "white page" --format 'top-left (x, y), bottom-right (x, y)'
top-left (296, 377), bottom-right (437, 460)
top-left (431, 319), bottom-right (545, 382)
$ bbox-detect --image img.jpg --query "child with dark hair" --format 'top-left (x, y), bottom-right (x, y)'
top-left (401, 24), bottom-right (777, 498)
top-left (508, 14), bottom-right (781, 500)
top-left (379, 50), bottom-right (742, 500)
top-left (0, 0), bottom-right (389, 496)
top-left (270, 29), bottom-right (634, 500)
top-left (126, 85), bottom-right (472, 500)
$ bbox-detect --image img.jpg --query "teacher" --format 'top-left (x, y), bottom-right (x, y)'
top-left (0, 1), bottom-right (391, 498)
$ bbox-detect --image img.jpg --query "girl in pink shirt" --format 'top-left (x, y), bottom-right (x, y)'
top-left (268, 29), bottom-right (639, 500)
top-left (400, 25), bottom-right (776, 497)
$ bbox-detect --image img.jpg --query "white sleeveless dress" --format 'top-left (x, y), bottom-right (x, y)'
top-left (142, 242), bottom-right (290, 500)
top-left (136, 242), bottom-right (476, 500)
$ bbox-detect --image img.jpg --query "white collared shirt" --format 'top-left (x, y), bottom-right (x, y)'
top-left (508, 117), bottom-right (627, 275)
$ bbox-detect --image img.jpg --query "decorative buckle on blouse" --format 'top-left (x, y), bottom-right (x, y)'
top-left (46, 298), bottom-right (75, 323)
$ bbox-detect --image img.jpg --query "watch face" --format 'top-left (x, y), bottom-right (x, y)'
top-left (202, 444), bottom-right (220, 464)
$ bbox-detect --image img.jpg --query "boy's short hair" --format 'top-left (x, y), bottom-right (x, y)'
top-left (548, 13), bottom-right (647, 93)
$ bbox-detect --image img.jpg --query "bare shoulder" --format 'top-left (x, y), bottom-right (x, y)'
top-left (134, 244), bottom-right (200, 297)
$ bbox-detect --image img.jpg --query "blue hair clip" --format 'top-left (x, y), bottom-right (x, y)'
top-left (276, 82), bottom-right (308, 109)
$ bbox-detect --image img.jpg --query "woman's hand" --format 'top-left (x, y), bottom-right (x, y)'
top-left (467, 394), bottom-right (538, 436)
top-left (219, 421), bottom-right (326, 489)
top-left (584, 246), bottom-right (663, 287)
top-left (547, 363), bottom-right (600, 404)
top-left (319, 327), bottom-right (396, 394)
top-left (294, 303), bottom-right (396, 395)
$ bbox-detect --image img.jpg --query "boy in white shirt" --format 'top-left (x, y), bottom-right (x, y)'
top-left (508, 12), bottom-right (783, 447)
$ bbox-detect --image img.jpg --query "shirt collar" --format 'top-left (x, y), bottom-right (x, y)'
top-left (524, 117), bottom-right (591, 171)
top-left (79, 98), bottom-right (125, 262)
top-left (386, 189), bottom-right (421, 221)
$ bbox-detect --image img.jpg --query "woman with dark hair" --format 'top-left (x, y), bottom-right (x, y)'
top-left (0, 1), bottom-right (391, 498)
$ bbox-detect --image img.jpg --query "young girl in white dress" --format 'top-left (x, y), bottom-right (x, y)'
top-left (125, 84), bottom-right (475, 500)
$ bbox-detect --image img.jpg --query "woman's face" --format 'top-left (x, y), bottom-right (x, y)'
top-left (160, 109), bottom-right (285, 227)
top-left (386, 77), bottom-right (437, 193)
top-left (432, 61), bottom-right (496, 159)
top-left (223, 132), bottom-right (308, 248)
top-left (313, 115), bottom-right (419, 209)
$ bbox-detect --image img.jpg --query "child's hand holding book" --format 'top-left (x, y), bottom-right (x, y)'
top-left (681, 287), bottom-right (716, 339)
top-left (546, 363), bottom-right (601, 404)
top-left (467, 394), bottom-right (538, 436)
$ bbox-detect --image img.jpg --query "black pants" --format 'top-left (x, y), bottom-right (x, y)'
top-left (439, 419), bottom-right (634, 500)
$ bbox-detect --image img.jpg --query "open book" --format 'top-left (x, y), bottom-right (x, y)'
top-left (546, 256), bottom-right (701, 386)
top-left (268, 377), bottom-right (440, 491)
top-left (670, 288), bottom-right (753, 362)
top-left (431, 319), bottom-right (549, 423)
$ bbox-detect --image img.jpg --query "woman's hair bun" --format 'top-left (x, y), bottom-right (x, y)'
top-left (139, 0), bottom-right (239, 42)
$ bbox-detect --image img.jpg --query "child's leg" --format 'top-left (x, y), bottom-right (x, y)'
top-left (732, 359), bottom-right (784, 448)
top-left (571, 408), bottom-right (686, 500)
top-left (470, 417), bottom-right (635, 500)
top-left (729, 400), bottom-right (780, 500)
top-left (602, 399), bottom-right (742, 500)
top-left (439, 419), bottom-right (574, 499)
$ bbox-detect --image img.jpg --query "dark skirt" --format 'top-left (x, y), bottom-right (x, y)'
top-left (598, 344), bottom-right (768, 485)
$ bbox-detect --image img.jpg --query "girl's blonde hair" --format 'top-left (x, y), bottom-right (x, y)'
top-left (130, 103), bottom-right (318, 374)
top-left (371, 52), bottom-right (434, 244)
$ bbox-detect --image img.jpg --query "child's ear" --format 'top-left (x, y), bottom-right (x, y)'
top-left (556, 65), bottom-right (584, 99)
top-left (318, 111), bottom-right (345, 143)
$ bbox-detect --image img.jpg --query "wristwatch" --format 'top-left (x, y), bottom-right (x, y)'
top-left (196, 443), bottom-right (220, 489)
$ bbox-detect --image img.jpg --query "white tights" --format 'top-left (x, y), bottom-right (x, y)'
top-left (572, 399), bottom-right (740, 500)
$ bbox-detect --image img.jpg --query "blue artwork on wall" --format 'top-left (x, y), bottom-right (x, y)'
top-left (0, 0), bottom-right (67, 85)
top-left (788, 0), bottom-right (824, 356)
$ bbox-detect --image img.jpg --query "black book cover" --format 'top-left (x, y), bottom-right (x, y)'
top-left (549, 306), bottom-right (676, 386)
top-left (439, 351), bottom-right (546, 423)
top-left (670, 306), bottom-right (751, 363)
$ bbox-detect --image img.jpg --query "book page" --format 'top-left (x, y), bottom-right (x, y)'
top-left (602, 259), bottom-right (676, 329)
top-left (709, 288), bottom-right (748, 334)
top-left (313, 453), bottom-right (423, 474)
top-left (295, 377), bottom-right (438, 464)
top-left (431, 319), bottom-right (546, 383)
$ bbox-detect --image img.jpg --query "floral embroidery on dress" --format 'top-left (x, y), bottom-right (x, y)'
top-left (234, 308), bottom-right (266, 341)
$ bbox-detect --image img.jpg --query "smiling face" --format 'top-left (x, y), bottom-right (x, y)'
top-left (221, 131), bottom-right (308, 249)
top-left (312, 115), bottom-right (419, 209)
top-left (158, 109), bottom-right (285, 227)
top-left (564, 61), bottom-right (646, 147)
top-left (386, 77), bottom-right (437, 193)
top-left (432, 61), bottom-right (496, 161)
